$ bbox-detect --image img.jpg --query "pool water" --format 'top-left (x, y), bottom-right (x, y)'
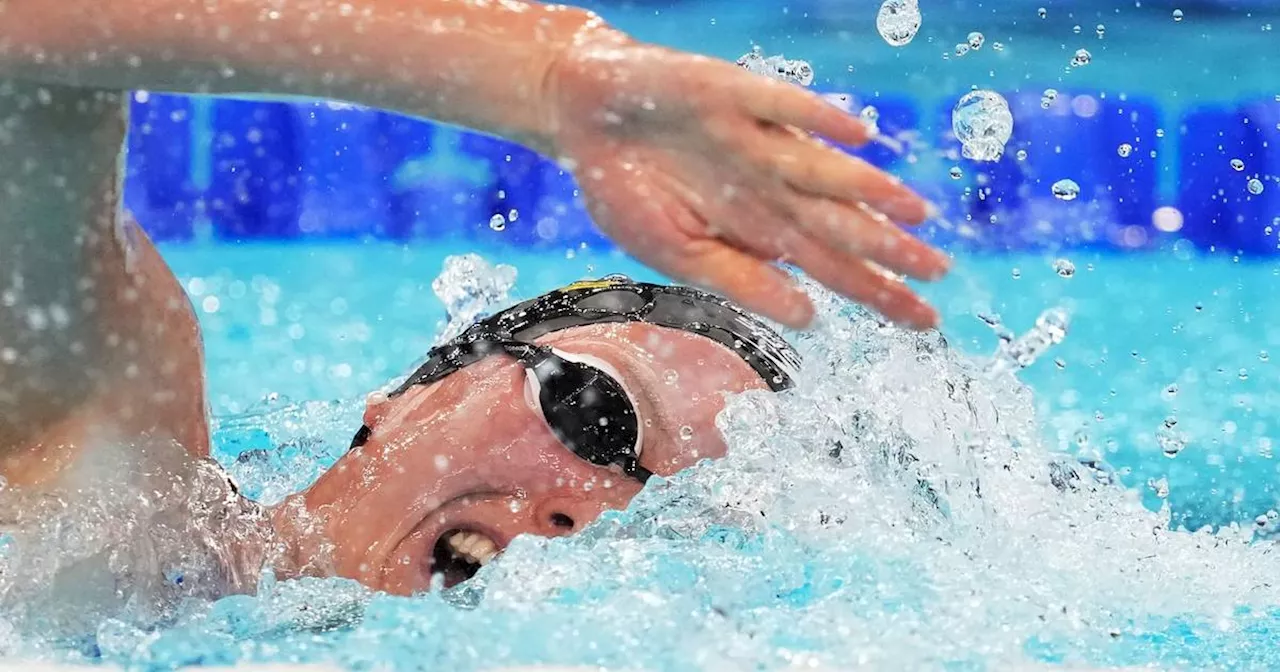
top-left (52, 241), bottom-right (1280, 670)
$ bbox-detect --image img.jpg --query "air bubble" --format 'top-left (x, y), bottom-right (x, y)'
top-left (1173, 9), bottom-right (1184, 21)
top-left (1051, 179), bottom-right (1081, 201)
top-left (1071, 49), bottom-right (1092, 67)
top-left (876, 0), bottom-right (922, 47)
top-left (1041, 88), bottom-right (1058, 108)
top-left (489, 214), bottom-right (507, 231)
top-left (1053, 258), bottom-right (1076, 277)
top-left (1118, 143), bottom-right (1133, 158)
top-left (1038, 7), bottom-right (1047, 19)
top-left (949, 167), bottom-right (963, 180)
top-left (952, 90), bottom-right (1014, 162)
top-left (664, 369), bottom-right (679, 385)
top-left (1096, 24), bottom-right (1106, 38)
top-left (1016, 149), bottom-right (1028, 161)
top-left (955, 43), bottom-right (970, 57)
top-left (679, 426), bottom-right (694, 440)
top-left (967, 32), bottom-right (985, 50)
top-left (1248, 178), bottom-right (1265, 195)
top-left (1231, 159), bottom-right (1245, 172)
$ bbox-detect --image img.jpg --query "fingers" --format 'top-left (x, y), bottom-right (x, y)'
top-left (783, 235), bottom-right (940, 330)
top-left (794, 197), bottom-right (950, 281)
top-left (733, 74), bottom-right (872, 148)
top-left (575, 155), bottom-right (814, 329)
top-left (657, 242), bottom-right (815, 330)
top-left (745, 125), bottom-right (930, 225)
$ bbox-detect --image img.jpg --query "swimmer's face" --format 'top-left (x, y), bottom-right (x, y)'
top-left (293, 323), bottom-right (766, 595)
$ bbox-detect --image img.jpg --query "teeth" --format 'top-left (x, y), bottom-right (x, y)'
top-left (445, 531), bottom-right (500, 566)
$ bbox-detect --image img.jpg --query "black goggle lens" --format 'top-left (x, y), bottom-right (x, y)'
top-left (352, 342), bottom-right (653, 484)
top-left (521, 347), bottom-right (651, 484)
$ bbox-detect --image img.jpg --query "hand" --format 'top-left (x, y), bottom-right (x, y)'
top-left (542, 38), bottom-right (950, 330)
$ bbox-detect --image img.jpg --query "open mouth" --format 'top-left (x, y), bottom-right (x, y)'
top-left (430, 529), bottom-right (502, 588)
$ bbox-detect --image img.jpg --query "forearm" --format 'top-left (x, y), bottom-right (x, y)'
top-left (0, 0), bottom-right (619, 152)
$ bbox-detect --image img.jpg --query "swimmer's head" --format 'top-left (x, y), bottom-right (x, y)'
top-left (283, 278), bottom-right (800, 594)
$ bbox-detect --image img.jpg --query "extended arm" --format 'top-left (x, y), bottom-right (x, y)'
top-left (0, 0), bottom-right (609, 152)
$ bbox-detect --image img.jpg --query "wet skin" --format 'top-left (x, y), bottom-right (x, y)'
top-left (282, 322), bottom-right (764, 595)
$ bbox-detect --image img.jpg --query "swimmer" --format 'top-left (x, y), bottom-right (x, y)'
top-left (0, 0), bottom-right (948, 621)
top-left (286, 276), bottom-right (804, 594)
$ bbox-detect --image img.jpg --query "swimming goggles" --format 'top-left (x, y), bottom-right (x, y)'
top-left (349, 277), bottom-right (801, 483)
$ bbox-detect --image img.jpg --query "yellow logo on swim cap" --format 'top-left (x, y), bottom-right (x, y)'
top-left (562, 278), bottom-right (625, 292)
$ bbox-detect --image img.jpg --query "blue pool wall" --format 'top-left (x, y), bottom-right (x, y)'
top-left (122, 91), bottom-right (1280, 254)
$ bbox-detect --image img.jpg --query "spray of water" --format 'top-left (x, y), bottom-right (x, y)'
top-left (44, 278), bottom-right (1277, 670)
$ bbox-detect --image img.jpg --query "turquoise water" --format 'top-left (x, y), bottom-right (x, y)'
top-left (71, 240), bottom-right (1278, 670)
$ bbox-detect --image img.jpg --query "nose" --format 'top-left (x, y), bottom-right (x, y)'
top-left (530, 483), bottom-right (642, 536)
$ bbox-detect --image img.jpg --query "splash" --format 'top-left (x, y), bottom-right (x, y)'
top-left (31, 282), bottom-right (1275, 670)
top-left (430, 253), bottom-right (518, 344)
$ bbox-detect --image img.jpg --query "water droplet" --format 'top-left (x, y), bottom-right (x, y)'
top-left (1051, 179), bottom-right (1081, 201)
top-left (967, 32), bottom-right (985, 50)
top-left (876, 0), bottom-right (922, 47)
top-left (1248, 178), bottom-right (1265, 195)
top-left (952, 90), bottom-right (1014, 162)
top-left (949, 166), bottom-right (963, 180)
top-left (1231, 158), bottom-right (1245, 172)
top-left (1173, 9), bottom-right (1184, 22)
top-left (1096, 24), bottom-right (1106, 38)
top-left (1038, 7), bottom-right (1047, 19)
top-left (1040, 88), bottom-right (1059, 108)
top-left (859, 105), bottom-right (880, 133)
top-left (735, 46), bottom-right (814, 86)
top-left (1071, 48), bottom-right (1093, 67)
top-left (679, 425), bottom-right (694, 440)
top-left (1117, 143), bottom-right (1133, 158)
top-left (1158, 417), bottom-right (1186, 458)
top-left (1053, 258), bottom-right (1076, 277)
top-left (489, 214), bottom-right (507, 231)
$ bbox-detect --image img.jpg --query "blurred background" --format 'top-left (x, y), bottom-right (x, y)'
top-left (125, 0), bottom-right (1280, 254)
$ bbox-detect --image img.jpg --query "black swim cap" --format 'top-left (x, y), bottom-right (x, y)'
top-left (388, 275), bottom-right (802, 398)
